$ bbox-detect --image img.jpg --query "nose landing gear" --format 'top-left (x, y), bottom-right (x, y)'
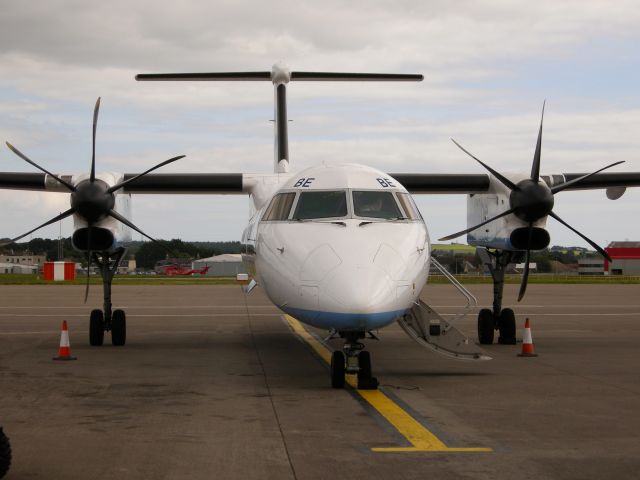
top-left (330, 332), bottom-right (379, 390)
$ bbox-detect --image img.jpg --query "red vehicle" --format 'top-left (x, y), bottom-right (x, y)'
top-left (159, 265), bottom-right (210, 276)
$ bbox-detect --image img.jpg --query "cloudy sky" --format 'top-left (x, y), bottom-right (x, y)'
top-left (0, 0), bottom-right (639, 248)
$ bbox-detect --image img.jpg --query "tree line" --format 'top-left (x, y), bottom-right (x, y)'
top-left (1, 236), bottom-right (593, 273)
top-left (0, 237), bottom-right (242, 269)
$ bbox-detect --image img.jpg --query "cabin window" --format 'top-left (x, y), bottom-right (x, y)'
top-left (396, 192), bottom-right (422, 220)
top-left (263, 192), bottom-right (296, 221)
top-left (293, 191), bottom-right (348, 220)
top-left (353, 191), bottom-right (402, 219)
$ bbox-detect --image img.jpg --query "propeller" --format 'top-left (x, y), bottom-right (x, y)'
top-left (2, 97), bottom-right (185, 301)
top-left (439, 102), bottom-right (623, 301)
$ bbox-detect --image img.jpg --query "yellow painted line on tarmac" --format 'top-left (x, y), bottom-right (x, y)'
top-left (284, 315), bottom-right (492, 453)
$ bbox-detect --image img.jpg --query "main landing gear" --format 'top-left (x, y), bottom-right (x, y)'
top-left (88, 247), bottom-right (127, 347)
top-left (477, 248), bottom-right (519, 345)
top-left (330, 332), bottom-right (379, 390)
top-left (0, 427), bottom-right (10, 479)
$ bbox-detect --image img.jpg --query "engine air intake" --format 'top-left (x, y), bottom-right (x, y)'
top-left (510, 227), bottom-right (550, 251)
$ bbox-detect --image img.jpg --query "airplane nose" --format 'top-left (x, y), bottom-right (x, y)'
top-left (322, 265), bottom-right (398, 316)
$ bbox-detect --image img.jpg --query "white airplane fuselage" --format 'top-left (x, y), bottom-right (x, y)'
top-left (242, 163), bottom-right (431, 332)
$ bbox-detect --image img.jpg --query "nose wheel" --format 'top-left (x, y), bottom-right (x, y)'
top-left (330, 351), bottom-right (345, 388)
top-left (330, 332), bottom-right (379, 390)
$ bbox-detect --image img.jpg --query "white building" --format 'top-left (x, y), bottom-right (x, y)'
top-left (0, 262), bottom-right (39, 274)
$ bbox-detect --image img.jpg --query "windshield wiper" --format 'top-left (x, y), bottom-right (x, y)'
top-left (295, 218), bottom-right (346, 226)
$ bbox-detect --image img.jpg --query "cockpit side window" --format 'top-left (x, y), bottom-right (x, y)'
top-left (262, 192), bottom-right (296, 221)
top-left (293, 191), bottom-right (348, 220)
top-left (353, 191), bottom-right (402, 219)
top-left (396, 192), bottom-right (422, 220)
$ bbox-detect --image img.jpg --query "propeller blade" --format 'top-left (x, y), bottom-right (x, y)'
top-left (549, 211), bottom-right (612, 262)
top-left (84, 224), bottom-right (92, 304)
top-left (451, 139), bottom-right (519, 191)
top-left (107, 155), bottom-right (186, 193)
top-left (90, 97), bottom-right (100, 182)
top-left (0, 208), bottom-right (76, 247)
top-left (550, 161), bottom-right (625, 194)
top-left (531, 101), bottom-right (545, 182)
top-left (517, 224), bottom-right (534, 302)
top-left (438, 207), bottom-right (516, 241)
top-left (107, 210), bottom-right (165, 246)
top-left (5, 142), bottom-right (76, 192)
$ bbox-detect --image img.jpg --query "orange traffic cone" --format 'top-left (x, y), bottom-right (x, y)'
top-left (53, 320), bottom-right (77, 361)
top-left (518, 318), bottom-right (538, 357)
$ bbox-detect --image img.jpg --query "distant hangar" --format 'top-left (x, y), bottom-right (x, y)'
top-left (578, 241), bottom-right (640, 275)
top-left (605, 242), bottom-right (640, 275)
top-left (192, 254), bottom-right (247, 277)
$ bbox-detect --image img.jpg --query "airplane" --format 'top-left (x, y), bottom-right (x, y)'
top-left (159, 264), bottom-right (210, 276)
top-left (1, 63), bottom-right (639, 390)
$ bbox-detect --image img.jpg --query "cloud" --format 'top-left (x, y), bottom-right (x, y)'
top-left (0, 0), bottom-right (639, 247)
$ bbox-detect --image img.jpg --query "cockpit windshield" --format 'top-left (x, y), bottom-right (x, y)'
top-left (352, 191), bottom-right (402, 219)
top-left (293, 191), bottom-right (348, 220)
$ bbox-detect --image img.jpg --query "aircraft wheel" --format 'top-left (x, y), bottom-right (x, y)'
top-left (498, 308), bottom-right (517, 345)
top-left (478, 308), bottom-right (494, 345)
top-left (111, 309), bottom-right (126, 346)
top-left (330, 351), bottom-right (345, 389)
top-left (357, 351), bottom-right (379, 390)
top-left (0, 427), bottom-right (11, 479)
top-left (89, 309), bottom-right (104, 346)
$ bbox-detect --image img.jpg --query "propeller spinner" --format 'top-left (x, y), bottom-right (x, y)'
top-left (2, 98), bottom-right (185, 301)
top-left (439, 103), bottom-right (623, 301)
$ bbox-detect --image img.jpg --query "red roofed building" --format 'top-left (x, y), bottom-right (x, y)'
top-left (604, 242), bottom-right (640, 275)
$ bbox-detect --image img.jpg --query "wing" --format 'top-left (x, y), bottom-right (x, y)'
top-left (2, 171), bottom-right (640, 194)
top-left (0, 172), bottom-right (246, 193)
top-left (387, 172), bottom-right (640, 194)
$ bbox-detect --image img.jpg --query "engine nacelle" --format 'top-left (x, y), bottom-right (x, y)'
top-left (69, 172), bottom-right (133, 252)
top-left (466, 173), bottom-right (550, 251)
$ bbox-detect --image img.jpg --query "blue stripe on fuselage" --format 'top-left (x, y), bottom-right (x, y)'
top-left (281, 305), bottom-right (406, 331)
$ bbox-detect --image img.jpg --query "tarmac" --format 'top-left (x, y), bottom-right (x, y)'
top-left (0, 283), bottom-right (639, 479)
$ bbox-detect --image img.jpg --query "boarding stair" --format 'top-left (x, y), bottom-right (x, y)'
top-left (397, 257), bottom-right (491, 361)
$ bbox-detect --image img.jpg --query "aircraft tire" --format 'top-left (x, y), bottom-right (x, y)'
top-left (358, 351), bottom-right (372, 381)
top-left (478, 308), bottom-right (494, 345)
top-left (330, 351), bottom-right (345, 389)
top-left (89, 309), bottom-right (104, 346)
top-left (357, 351), bottom-right (379, 389)
top-left (0, 427), bottom-right (11, 479)
top-left (498, 308), bottom-right (517, 345)
top-left (111, 310), bottom-right (126, 346)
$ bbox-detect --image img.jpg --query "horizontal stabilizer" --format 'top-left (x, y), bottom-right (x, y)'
top-left (290, 71), bottom-right (423, 81)
top-left (136, 69), bottom-right (423, 83)
top-left (136, 72), bottom-right (272, 81)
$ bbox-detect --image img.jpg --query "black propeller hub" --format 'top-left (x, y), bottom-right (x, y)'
top-left (509, 179), bottom-right (554, 223)
top-left (70, 179), bottom-right (115, 223)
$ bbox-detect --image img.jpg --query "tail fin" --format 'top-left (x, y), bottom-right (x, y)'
top-left (136, 64), bottom-right (423, 173)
